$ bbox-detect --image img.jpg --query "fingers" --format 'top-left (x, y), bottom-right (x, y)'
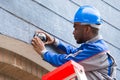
top-left (32, 36), bottom-right (46, 54)
top-left (34, 30), bottom-right (55, 45)
top-left (44, 41), bottom-right (50, 45)
top-left (35, 30), bottom-right (46, 35)
top-left (32, 37), bottom-right (38, 48)
top-left (44, 37), bottom-right (55, 45)
top-left (32, 37), bottom-right (42, 47)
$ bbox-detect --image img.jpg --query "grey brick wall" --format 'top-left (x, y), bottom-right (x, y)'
top-left (0, 0), bottom-right (120, 79)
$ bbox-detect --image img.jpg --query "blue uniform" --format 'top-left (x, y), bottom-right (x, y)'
top-left (42, 35), bottom-right (116, 80)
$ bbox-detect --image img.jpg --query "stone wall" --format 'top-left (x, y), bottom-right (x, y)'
top-left (0, 0), bottom-right (120, 79)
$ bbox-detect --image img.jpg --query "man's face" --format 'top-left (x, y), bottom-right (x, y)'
top-left (73, 22), bottom-right (88, 44)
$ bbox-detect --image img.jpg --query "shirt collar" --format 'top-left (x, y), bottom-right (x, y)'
top-left (85, 35), bottom-right (103, 43)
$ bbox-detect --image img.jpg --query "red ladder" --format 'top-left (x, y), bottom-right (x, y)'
top-left (42, 60), bottom-right (87, 80)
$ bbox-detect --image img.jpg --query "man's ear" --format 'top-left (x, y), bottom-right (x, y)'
top-left (85, 26), bottom-right (91, 33)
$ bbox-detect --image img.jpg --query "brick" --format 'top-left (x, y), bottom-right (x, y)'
top-left (25, 60), bottom-right (32, 74)
top-left (31, 63), bottom-right (37, 76)
top-left (0, 48), bottom-right (4, 62)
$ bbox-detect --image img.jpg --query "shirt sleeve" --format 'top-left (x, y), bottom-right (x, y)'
top-left (54, 38), bottom-right (77, 54)
top-left (43, 43), bottom-right (106, 67)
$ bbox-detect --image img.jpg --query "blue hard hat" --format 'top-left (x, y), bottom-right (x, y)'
top-left (74, 5), bottom-right (102, 25)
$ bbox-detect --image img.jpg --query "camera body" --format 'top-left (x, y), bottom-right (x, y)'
top-left (34, 33), bottom-right (47, 42)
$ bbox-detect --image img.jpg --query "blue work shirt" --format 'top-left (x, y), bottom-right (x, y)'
top-left (43, 35), bottom-right (108, 66)
top-left (42, 35), bottom-right (116, 80)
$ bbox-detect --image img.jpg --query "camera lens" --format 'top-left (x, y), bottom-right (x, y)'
top-left (34, 33), bottom-right (47, 42)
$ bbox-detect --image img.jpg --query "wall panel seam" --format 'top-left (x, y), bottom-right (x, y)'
top-left (32, 0), bottom-right (72, 23)
top-left (101, 0), bottom-right (120, 12)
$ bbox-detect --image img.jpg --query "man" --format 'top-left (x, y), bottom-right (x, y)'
top-left (32, 5), bottom-right (116, 80)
